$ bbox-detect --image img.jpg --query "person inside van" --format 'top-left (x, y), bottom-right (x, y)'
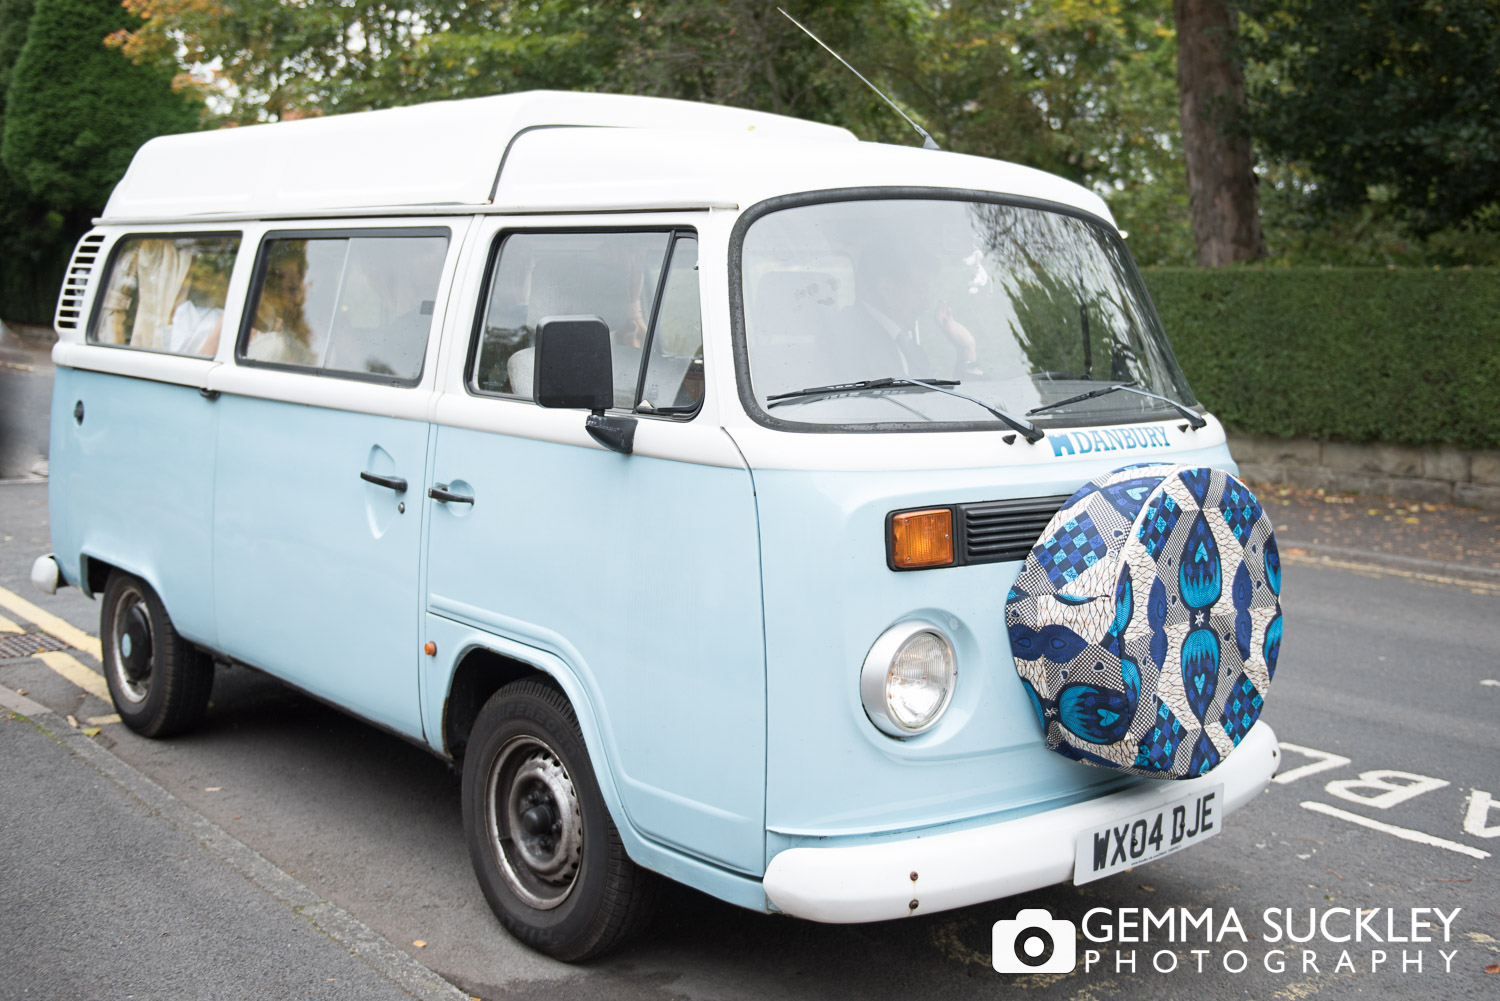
top-left (162, 251), bottom-right (234, 356)
top-left (245, 241), bottom-right (318, 367)
top-left (837, 243), bottom-right (983, 381)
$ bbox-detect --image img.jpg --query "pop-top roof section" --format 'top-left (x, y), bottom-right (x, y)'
top-left (101, 90), bottom-right (858, 222)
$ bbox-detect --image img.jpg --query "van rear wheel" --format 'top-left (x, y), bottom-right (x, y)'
top-left (100, 571), bottom-right (213, 737)
top-left (461, 679), bottom-right (658, 961)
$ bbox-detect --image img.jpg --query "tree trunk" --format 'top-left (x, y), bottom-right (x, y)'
top-left (1174, 0), bottom-right (1267, 266)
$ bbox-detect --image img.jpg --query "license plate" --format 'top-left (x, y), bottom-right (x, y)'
top-left (1074, 785), bottom-right (1223, 885)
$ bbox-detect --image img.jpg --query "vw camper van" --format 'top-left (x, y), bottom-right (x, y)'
top-left (35, 91), bottom-right (1282, 960)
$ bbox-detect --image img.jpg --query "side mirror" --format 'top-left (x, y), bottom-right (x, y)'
top-left (534, 315), bottom-right (613, 411)
top-left (533, 315), bottom-right (637, 456)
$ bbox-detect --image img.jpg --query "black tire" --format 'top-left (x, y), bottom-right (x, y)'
top-left (461, 679), bottom-right (659, 961)
top-left (99, 571), bottom-right (213, 738)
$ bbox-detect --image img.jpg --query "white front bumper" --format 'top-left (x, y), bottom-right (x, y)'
top-left (764, 723), bottom-right (1279, 923)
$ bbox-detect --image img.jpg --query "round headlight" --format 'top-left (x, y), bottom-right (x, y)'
top-left (861, 622), bottom-right (957, 737)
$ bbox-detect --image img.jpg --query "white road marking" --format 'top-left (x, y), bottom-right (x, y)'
top-left (1300, 801), bottom-right (1491, 859)
top-left (1324, 770), bottom-right (1449, 810)
top-left (1481, 679), bottom-right (1500, 688)
top-left (0, 585), bottom-right (101, 660)
top-left (34, 651), bottom-right (111, 703)
top-left (1464, 789), bottom-right (1500, 839)
top-left (1273, 742), bottom-right (1352, 784)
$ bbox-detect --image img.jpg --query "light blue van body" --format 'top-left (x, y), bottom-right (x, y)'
top-left (43, 91), bottom-right (1277, 921)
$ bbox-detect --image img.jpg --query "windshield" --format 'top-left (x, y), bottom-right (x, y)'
top-left (737, 196), bottom-right (1197, 429)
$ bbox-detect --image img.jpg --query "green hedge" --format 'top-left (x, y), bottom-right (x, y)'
top-left (1143, 267), bottom-right (1500, 450)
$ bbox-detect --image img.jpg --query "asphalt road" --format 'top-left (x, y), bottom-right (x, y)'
top-left (0, 701), bottom-right (438, 1001)
top-left (1, 477), bottom-right (1497, 1001)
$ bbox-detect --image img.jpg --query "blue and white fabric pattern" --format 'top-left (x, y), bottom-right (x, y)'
top-left (1005, 465), bottom-right (1283, 779)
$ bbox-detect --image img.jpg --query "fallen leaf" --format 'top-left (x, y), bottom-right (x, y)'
top-left (413, 940), bottom-right (427, 948)
top-left (81, 727), bottom-right (101, 737)
top-left (1139, 885), bottom-right (1156, 892)
top-left (1404, 517), bottom-right (1419, 524)
top-left (1486, 963), bottom-right (1499, 974)
top-left (65, 714), bottom-right (79, 728)
top-left (15, 689), bottom-right (25, 696)
top-left (204, 787), bottom-right (222, 793)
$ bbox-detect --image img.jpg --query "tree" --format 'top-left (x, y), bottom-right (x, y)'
top-left (1241, 0), bottom-right (1500, 237)
top-left (892, 1), bottom-right (1192, 266)
top-left (1173, 0), bottom-right (1266, 266)
top-left (0, 0), bottom-right (33, 114)
top-left (1, 0), bottom-right (198, 213)
top-left (107, 0), bottom-right (636, 123)
top-left (0, 0), bottom-right (64, 325)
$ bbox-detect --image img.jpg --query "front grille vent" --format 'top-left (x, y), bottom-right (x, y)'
top-left (958, 494), bottom-right (1072, 566)
top-left (54, 232), bottom-right (106, 332)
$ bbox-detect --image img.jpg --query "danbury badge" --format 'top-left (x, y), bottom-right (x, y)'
top-left (1050, 426), bottom-right (1173, 458)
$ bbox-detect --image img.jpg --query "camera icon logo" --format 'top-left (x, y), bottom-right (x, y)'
top-left (992, 908), bottom-right (1077, 974)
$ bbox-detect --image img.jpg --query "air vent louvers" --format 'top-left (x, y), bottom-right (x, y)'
top-left (53, 232), bottom-right (106, 332)
top-left (958, 494), bottom-right (1073, 565)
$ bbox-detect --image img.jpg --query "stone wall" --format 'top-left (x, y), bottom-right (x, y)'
top-left (1229, 434), bottom-right (1500, 511)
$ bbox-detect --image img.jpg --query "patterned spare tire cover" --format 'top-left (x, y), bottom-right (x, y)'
top-left (1005, 465), bottom-right (1283, 779)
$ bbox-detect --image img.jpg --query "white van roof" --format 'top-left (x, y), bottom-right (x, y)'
top-left (100, 89), bottom-right (1115, 227)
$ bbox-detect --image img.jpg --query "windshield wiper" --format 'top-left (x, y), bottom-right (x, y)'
top-left (767, 376), bottom-right (1044, 444)
top-left (1026, 382), bottom-right (1207, 430)
top-left (766, 376), bottom-right (959, 402)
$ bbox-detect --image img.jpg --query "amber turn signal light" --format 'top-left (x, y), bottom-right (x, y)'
top-left (890, 509), bottom-right (954, 568)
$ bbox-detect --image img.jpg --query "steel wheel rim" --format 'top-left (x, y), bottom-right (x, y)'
top-left (108, 584), bottom-right (154, 705)
top-left (485, 734), bottom-right (583, 910)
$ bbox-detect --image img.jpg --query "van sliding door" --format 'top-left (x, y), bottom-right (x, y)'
top-left (209, 224), bottom-right (463, 738)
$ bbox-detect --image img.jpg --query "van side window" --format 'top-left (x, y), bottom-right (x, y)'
top-left (471, 230), bottom-right (703, 414)
top-left (91, 234), bottom-right (240, 355)
top-left (239, 231), bottom-right (449, 383)
top-left (639, 237), bottom-right (703, 412)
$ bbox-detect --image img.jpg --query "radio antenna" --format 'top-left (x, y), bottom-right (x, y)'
top-left (776, 7), bottom-right (940, 151)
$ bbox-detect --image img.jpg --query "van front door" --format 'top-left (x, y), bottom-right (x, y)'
top-left (424, 227), bottom-right (768, 875)
top-left (209, 226), bottom-right (458, 738)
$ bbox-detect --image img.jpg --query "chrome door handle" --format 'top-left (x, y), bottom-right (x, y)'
top-left (360, 471), bottom-right (408, 493)
top-left (428, 484), bottom-right (473, 504)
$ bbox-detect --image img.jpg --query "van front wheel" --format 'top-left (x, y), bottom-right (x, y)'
top-left (99, 571), bottom-right (213, 737)
top-left (462, 680), bottom-right (658, 961)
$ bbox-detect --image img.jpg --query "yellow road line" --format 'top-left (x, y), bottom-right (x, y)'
top-left (1283, 553), bottom-right (1500, 596)
top-left (0, 585), bottom-right (102, 660)
top-left (34, 651), bottom-right (111, 703)
top-left (0, 612), bottom-right (21, 633)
